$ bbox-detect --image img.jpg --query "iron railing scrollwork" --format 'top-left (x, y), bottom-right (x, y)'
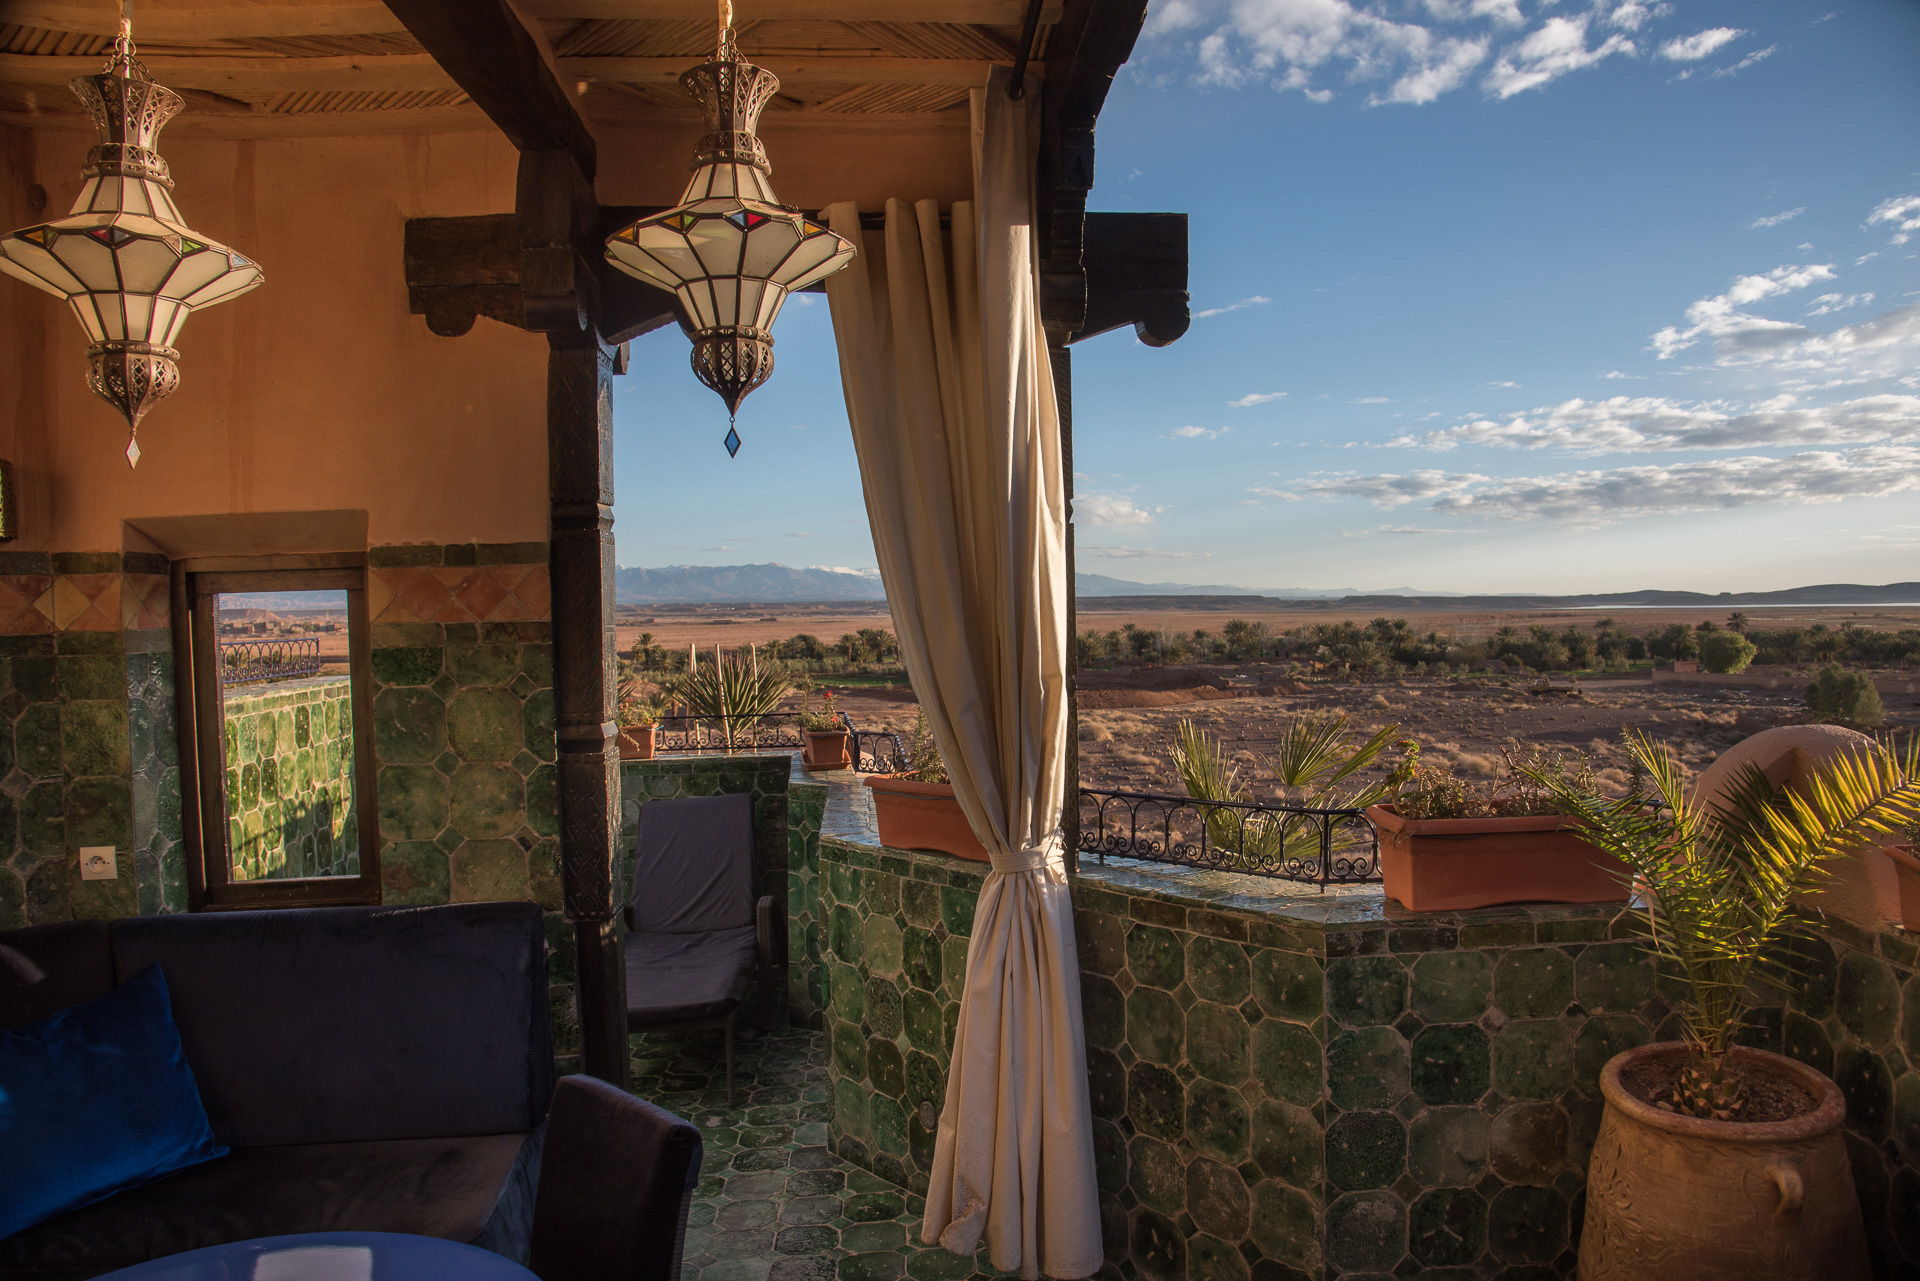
top-left (219, 637), bottom-right (323, 687)
top-left (649, 711), bottom-right (906, 773)
top-left (1077, 787), bottom-right (1381, 888)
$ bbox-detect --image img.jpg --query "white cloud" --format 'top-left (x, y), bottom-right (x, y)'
top-left (1752, 302), bottom-right (1920, 383)
top-left (1749, 207), bottom-right (1805, 230)
top-left (1659, 27), bottom-right (1742, 60)
top-left (1484, 16), bottom-right (1634, 99)
top-left (1709, 45), bottom-right (1775, 78)
top-left (1304, 469), bottom-right (1487, 506)
top-left (1375, 36), bottom-right (1489, 106)
top-left (1649, 262), bottom-right (1836, 359)
top-left (1394, 393), bottom-right (1920, 453)
top-left (1353, 396), bottom-right (1393, 404)
top-left (1418, 449), bottom-right (1920, 524)
top-left (1083, 545), bottom-right (1209, 559)
top-left (1229, 391), bottom-right (1288, 407)
top-left (1170, 425), bottom-right (1227, 439)
top-left (1078, 493), bottom-right (1156, 526)
top-left (1153, 0), bottom-right (1648, 106)
top-left (1195, 294), bottom-right (1271, 319)
top-left (1601, 370), bottom-right (1641, 380)
top-left (1869, 195), bottom-right (1920, 247)
top-left (1808, 292), bottom-right (1874, 317)
top-left (1246, 485), bottom-right (1302, 502)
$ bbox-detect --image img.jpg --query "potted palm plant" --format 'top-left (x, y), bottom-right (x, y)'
top-left (797, 688), bottom-right (852, 771)
top-left (1366, 743), bottom-right (1626, 910)
top-left (864, 711), bottom-right (987, 862)
top-left (1534, 731), bottom-right (1918, 1280)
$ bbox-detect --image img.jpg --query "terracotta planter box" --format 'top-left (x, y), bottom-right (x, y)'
top-left (802, 728), bottom-right (853, 771)
top-left (1366, 804), bottom-right (1629, 911)
top-left (864, 776), bottom-right (989, 862)
top-left (1885, 843), bottom-right (1920, 931)
top-left (617, 725), bottom-right (657, 760)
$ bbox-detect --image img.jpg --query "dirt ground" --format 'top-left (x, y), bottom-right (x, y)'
top-left (801, 666), bottom-right (1920, 801)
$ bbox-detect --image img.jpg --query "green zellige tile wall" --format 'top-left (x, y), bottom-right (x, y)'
top-left (220, 676), bottom-right (357, 880)
top-left (816, 837), bottom-right (1920, 1281)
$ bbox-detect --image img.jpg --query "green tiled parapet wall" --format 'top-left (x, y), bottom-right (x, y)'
top-left (221, 676), bottom-right (357, 880)
top-left (817, 840), bottom-right (1920, 1281)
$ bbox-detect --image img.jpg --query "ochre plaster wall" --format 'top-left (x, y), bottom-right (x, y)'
top-left (592, 114), bottom-right (976, 211)
top-left (2, 125), bottom-right (549, 553)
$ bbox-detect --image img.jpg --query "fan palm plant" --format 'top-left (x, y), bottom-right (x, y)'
top-left (1529, 730), bottom-right (1920, 1119)
top-left (1170, 712), bottom-right (1406, 868)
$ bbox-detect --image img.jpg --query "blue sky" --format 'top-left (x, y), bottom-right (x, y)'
top-left (613, 0), bottom-right (1920, 595)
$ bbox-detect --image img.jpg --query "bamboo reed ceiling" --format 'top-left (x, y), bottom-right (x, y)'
top-left (0, 2), bottom-right (1055, 127)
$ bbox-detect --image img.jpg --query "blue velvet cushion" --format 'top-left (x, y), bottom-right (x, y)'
top-left (0, 963), bottom-right (227, 1239)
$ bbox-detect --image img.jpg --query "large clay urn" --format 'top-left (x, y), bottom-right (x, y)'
top-left (1580, 1042), bottom-right (1869, 1280)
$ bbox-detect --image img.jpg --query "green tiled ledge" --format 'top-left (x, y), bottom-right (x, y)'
top-left (818, 834), bottom-right (1920, 1280)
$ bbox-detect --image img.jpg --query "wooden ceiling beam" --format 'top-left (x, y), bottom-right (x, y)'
top-left (518, 1), bottom-right (1063, 23)
top-left (562, 55), bottom-right (999, 86)
top-left (7, 0), bottom-right (1063, 41)
top-left (0, 1), bottom-right (410, 40)
top-left (0, 51), bottom-right (457, 95)
top-left (382, 0), bottom-right (598, 179)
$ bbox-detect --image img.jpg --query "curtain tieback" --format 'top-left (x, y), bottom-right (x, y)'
top-left (989, 829), bottom-right (1064, 875)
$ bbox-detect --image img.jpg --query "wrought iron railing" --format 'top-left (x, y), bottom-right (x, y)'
top-left (220, 637), bottom-right (322, 687)
top-left (1077, 788), bottom-right (1381, 888)
top-left (650, 712), bottom-right (906, 772)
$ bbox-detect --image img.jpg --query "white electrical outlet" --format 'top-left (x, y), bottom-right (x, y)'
top-left (79, 846), bottom-right (117, 881)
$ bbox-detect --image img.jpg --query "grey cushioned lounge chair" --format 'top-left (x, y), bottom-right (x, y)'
top-left (622, 793), bottom-right (781, 1103)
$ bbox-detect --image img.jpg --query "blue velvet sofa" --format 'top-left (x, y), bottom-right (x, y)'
top-left (0, 902), bottom-right (555, 1280)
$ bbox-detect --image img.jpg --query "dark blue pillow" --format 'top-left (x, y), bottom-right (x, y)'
top-left (0, 962), bottom-right (227, 1239)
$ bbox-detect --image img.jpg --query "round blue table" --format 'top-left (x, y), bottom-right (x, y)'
top-left (96, 1232), bottom-right (537, 1280)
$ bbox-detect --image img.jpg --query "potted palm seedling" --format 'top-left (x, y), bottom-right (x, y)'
top-left (667, 643), bottom-right (792, 751)
top-left (1532, 730), bottom-right (1919, 1280)
top-left (864, 710), bottom-right (987, 862)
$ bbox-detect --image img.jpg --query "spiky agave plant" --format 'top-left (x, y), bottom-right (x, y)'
top-left (667, 645), bottom-right (793, 749)
top-left (1530, 731), bottom-right (1920, 1120)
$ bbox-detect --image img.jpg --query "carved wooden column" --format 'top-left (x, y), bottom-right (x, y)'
top-left (547, 330), bottom-right (627, 1088)
top-left (1052, 342), bottom-right (1079, 870)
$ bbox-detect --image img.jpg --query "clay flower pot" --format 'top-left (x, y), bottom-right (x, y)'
top-left (802, 728), bottom-right (853, 771)
top-left (1580, 1042), bottom-right (1869, 1280)
top-left (1884, 842), bottom-right (1920, 931)
top-left (1365, 804), bottom-right (1628, 911)
top-left (864, 776), bottom-right (989, 862)
top-left (617, 725), bottom-right (657, 760)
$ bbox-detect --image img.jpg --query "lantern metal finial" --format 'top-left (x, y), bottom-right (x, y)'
top-left (602, 0), bottom-right (855, 454)
top-left (0, 0), bottom-right (264, 468)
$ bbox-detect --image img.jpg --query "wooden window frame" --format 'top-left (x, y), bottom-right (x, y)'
top-left (172, 554), bottom-right (381, 911)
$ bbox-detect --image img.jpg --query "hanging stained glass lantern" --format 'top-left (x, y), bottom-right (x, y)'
top-left (603, 0), bottom-right (855, 455)
top-left (0, 3), bottom-right (264, 468)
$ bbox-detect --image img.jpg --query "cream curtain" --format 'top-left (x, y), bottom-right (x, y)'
top-left (821, 68), bottom-right (1101, 1281)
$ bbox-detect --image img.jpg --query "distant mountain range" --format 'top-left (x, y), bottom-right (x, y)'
top-left (614, 563), bottom-right (1920, 610)
top-left (616, 563), bottom-right (885, 603)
